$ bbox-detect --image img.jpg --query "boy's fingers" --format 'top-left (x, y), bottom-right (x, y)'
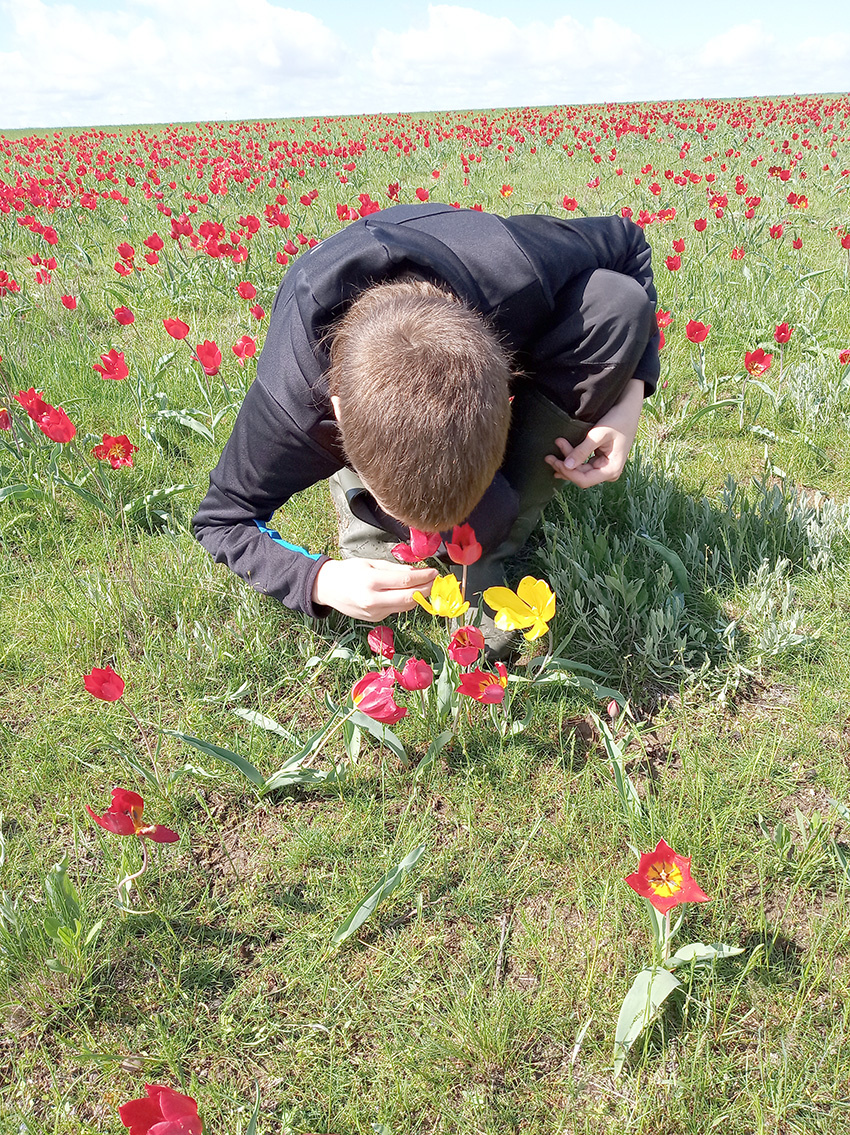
top-left (557, 431), bottom-right (600, 470)
top-left (367, 562), bottom-right (437, 591)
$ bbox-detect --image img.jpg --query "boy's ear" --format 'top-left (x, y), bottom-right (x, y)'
top-left (330, 395), bottom-right (342, 423)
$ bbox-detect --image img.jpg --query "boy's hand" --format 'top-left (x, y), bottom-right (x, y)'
top-left (312, 558), bottom-right (438, 621)
top-left (544, 378), bottom-right (644, 488)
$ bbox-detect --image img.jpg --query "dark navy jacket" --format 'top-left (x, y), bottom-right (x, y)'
top-left (193, 203), bottom-right (659, 615)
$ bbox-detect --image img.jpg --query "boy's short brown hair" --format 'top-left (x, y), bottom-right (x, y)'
top-left (328, 278), bottom-right (512, 531)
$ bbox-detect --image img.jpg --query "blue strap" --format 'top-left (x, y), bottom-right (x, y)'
top-left (254, 518), bottom-right (321, 560)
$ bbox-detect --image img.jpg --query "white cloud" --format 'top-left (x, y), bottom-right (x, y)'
top-left (0, 1), bottom-right (848, 129)
top-left (0, 0), bottom-right (349, 127)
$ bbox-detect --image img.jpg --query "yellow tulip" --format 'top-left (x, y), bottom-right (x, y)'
top-left (413, 574), bottom-right (470, 619)
top-left (483, 576), bottom-right (556, 641)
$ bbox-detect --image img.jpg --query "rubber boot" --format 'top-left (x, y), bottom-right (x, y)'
top-left (466, 388), bottom-right (590, 659)
top-left (329, 468), bottom-right (404, 562)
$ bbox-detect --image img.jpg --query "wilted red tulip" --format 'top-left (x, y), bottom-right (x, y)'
top-left (685, 320), bottom-right (710, 343)
top-left (367, 625), bottom-right (395, 659)
top-left (448, 625), bottom-right (485, 666)
top-left (119, 1083), bottom-right (201, 1135)
top-left (83, 664), bottom-right (125, 701)
top-left (92, 434), bottom-right (138, 469)
top-left (93, 349), bottom-right (129, 381)
top-left (86, 788), bottom-right (179, 843)
top-left (774, 323), bottom-right (793, 344)
top-left (625, 838), bottom-right (710, 915)
top-left (114, 306), bottom-right (135, 326)
top-left (352, 670), bottom-right (407, 725)
top-left (163, 318), bottom-right (190, 340)
top-left (745, 348), bottom-right (773, 376)
top-left (457, 664), bottom-right (508, 705)
top-left (61, 295), bottom-right (77, 310)
top-left (445, 523), bottom-right (482, 565)
top-left (193, 340), bottom-right (221, 376)
top-left (236, 281), bottom-right (256, 300)
top-left (398, 658), bottom-right (433, 691)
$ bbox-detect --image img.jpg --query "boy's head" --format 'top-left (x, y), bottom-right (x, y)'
top-left (328, 278), bottom-right (512, 531)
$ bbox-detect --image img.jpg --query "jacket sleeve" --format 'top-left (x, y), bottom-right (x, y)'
top-left (192, 377), bottom-right (342, 617)
top-left (504, 214), bottom-right (660, 394)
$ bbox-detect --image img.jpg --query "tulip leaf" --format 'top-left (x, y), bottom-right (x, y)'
top-left (613, 966), bottom-right (681, 1076)
top-left (666, 942), bottom-right (745, 969)
top-left (0, 484), bottom-right (47, 504)
top-left (231, 707), bottom-right (298, 742)
top-left (171, 732), bottom-right (265, 786)
top-left (332, 843), bottom-right (426, 947)
top-left (637, 532), bottom-right (690, 595)
top-left (669, 398), bottom-right (739, 438)
top-left (50, 476), bottom-right (112, 514)
top-left (262, 766), bottom-right (334, 793)
top-left (349, 710), bottom-right (409, 768)
top-left (435, 655), bottom-right (456, 720)
top-left (413, 730), bottom-right (454, 780)
top-left (44, 856), bottom-right (81, 927)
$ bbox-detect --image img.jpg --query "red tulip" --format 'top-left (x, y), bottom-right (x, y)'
top-left (193, 340), bottom-right (221, 376)
top-left (0, 407), bottom-right (10, 430)
top-left (92, 434), bottom-right (138, 469)
top-left (562, 196), bottom-right (578, 211)
top-left (415, 187), bottom-right (430, 202)
top-left (685, 320), bottom-right (710, 343)
top-left (116, 241), bottom-right (135, 261)
top-left (398, 658), bottom-right (433, 691)
top-left (352, 670), bottom-right (407, 725)
top-left (93, 349), bottom-right (129, 381)
top-left (457, 664), bottom-right (508, 705)
top-left (367, 626), bottom-right (395, 659)
top-left (87, 788), bottom-right (179, 843)
top-left (38, 405), bottom-right (77, 443)
top-left (656, 310), bottom-right (672, 329)
top-left (665, 255), bottom-right (681, 272)
top-left (13, 387), bottom-right (50, 421)
top-left (236, 281), bottom-right (256, 300)
top-left (693, 218), bottom-right (707, 232)
top-left (249, 304), bottom-right (265, 320)
top-left (83, 664), bottom-right (125, 701)
top-left (163, 318), bottom-right (190, 340)
top-left (119, 1083), bottom-right (201, 1134)
top-left (839, 349), bottom-right (850, 366)
top-left (445, 523), bottom-right (482, 566)
top-left (231, 335), bottom-right (256, 365)
top-left (61, 295), bottom-right (77, 310)
top-left (745, 348), bottom-right (773, 376)
top-left (769, 224), bottom-right (784, 239)
top-left (143, 232), bottom-right (164, 252)
top-left (774, 323), bottom-right (793, 344)
top-left (625, 838), bottom-right (710, 915)
top-left (448, 625), bottom-right (485, 666)
top-left (114, 306), bottom-right (135, 326)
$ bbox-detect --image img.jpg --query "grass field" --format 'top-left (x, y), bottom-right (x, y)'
top-left (2, 95), bottom-right (850, 1133)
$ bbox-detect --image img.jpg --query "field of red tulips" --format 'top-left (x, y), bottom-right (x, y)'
top-left (2, 95), bottom-right (850, 1133)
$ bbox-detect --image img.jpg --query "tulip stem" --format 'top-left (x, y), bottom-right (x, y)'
top-left (119, 697), bottom-right (159, 785)
top-left (662, 911), bottom-right (672, 962)
top-left (119, 836), bottom-right (149, 901)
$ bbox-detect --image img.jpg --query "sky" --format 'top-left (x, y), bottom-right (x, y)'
top-left (1, 0), bottom-right (848, 131)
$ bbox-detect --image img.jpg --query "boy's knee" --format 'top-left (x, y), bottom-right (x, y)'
top-left (584, 269), bottom-right (655, 338)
